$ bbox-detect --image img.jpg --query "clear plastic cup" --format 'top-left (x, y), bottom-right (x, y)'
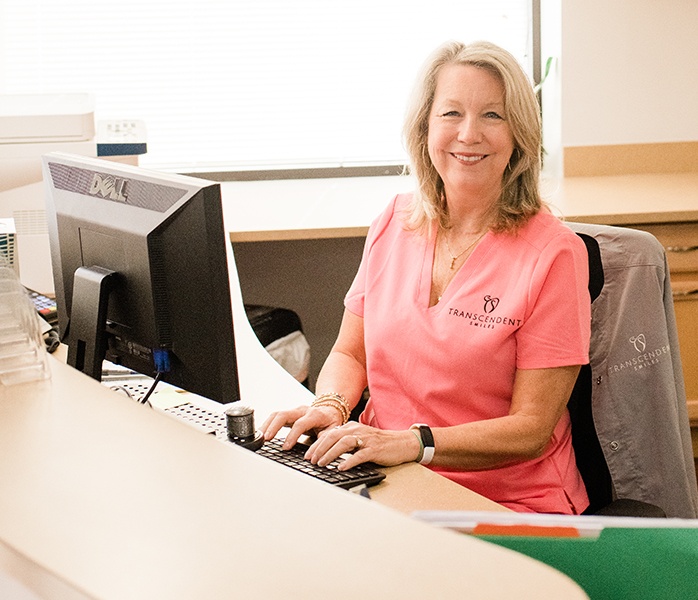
top-left (0, 266), bottom-right (50, 386)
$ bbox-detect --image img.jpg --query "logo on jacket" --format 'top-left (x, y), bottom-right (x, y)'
top-left (483, 295), bottom-right (499, 313)
top-left (629, 334), bottom-right (646, 353)
top-left (607, 331), bottom-right (670, 376)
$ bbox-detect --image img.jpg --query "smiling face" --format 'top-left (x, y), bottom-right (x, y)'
top-left (427, 63), bottom-right (515, 206)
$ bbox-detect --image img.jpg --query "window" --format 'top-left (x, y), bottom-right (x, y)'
top-left (0, 1), bottom-right (533, 173)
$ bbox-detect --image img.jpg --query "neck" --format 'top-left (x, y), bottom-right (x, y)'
top-left (445, 204), bottom-right (495, 238)
top-left (442, 189), bottom-right (499, 235)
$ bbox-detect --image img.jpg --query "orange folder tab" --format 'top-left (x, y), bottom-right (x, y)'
top-left (472, 523), bottom-right (582, 538)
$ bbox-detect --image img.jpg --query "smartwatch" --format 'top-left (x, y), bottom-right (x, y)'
top-left (410, 424), bottom-right (435, 465)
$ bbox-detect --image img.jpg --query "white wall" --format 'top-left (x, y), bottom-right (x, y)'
top-left (557, 0), bottom-right (698, 147)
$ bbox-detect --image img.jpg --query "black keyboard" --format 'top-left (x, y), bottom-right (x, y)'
top-left (257, 437), bottom-right (386, 489)
top-left (162, 402), bottom-right (386, 490)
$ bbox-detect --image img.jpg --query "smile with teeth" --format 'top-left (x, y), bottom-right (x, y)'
top-left (452, 153), bottom-right (487, 163)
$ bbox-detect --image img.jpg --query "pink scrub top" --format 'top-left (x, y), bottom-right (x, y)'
top-left (345, 194), bottom-right (591, 514)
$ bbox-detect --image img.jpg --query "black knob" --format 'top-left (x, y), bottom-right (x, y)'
top-left (225, 405), bottom-right (264, 451)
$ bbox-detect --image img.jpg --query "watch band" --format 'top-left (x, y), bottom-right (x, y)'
top-left (411, 424), bottom-right (435, 465)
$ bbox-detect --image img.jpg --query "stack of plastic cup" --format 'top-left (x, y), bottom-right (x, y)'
top-left (0, 265), bottom-right (50, 386)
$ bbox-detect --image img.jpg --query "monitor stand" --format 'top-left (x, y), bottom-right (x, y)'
top-left (67, 266), bottom-right (116, 381)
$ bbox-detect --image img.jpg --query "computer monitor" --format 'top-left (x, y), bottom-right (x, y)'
top-left (42, 152), bottom-right (240, 404)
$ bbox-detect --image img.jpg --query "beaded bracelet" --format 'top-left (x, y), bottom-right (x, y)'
top-left (312, 394), bottom-right (349, 424)
top-left (311, 392), bottom-right (350, 425)
top-left (314, 392), bottom-right (350, 413)
top-left (313, 398), bottom-right (349, 424)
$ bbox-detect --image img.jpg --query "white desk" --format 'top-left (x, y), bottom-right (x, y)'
top-left (0, 242), bottom-right (588, 599)
top-left (0, 358), bottom-right (588, 600)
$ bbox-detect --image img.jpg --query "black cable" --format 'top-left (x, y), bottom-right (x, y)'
top-left (44, 328), bottom-right (61, 354)
top-left (139, 372), bottom-right (163, 407)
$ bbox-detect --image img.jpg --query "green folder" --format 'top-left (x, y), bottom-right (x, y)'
top-left (484, 528), bottom-right (698, 600)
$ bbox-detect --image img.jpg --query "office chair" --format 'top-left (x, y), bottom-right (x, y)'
top-left (566, 223), bottom-right (698, 519)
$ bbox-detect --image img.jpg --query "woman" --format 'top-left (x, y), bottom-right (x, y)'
top-left (262, 41), bottom-right (591, 514)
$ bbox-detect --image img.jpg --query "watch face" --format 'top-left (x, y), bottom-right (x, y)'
top-left (414, 425), bottom-right (435, 465)
top-left (418, 425), bottom-right (435, 448)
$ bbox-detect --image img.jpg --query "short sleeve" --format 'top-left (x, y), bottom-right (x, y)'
top-left (516, 231), bottom-right (591, 369)
top-left (344, 194), bottom-right (402, 317)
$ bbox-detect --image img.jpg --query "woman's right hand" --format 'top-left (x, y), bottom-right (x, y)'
top-left (260, 405), bottom-right (344, 450)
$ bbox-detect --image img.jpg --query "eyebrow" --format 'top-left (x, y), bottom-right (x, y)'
top-left (432, 99), bottom-right (505, 110)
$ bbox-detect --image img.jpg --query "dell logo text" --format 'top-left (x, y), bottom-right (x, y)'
top-left (89, 173), bottom-right (128, 202)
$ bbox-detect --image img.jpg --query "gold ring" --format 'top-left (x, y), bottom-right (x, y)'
top-left (354, 436), bottom-right (364, 449)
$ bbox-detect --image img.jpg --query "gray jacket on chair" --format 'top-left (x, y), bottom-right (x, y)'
top-left (567, 222), bottom-right (698, 519)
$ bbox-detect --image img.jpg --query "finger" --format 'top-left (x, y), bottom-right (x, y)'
top-left (260, 412), bottom-right (281, 437)
top-left (283, 408), bottom-right (339, 449)
top-left (283, 419), bottom-right (313, 449)
top-left (305, 425), bottom-right (342, 460)
top-left (316, 434), bottom-right (363, 467)
top-left (260, 413), bottom-right (284, 440)
top-left (337, 449), bottom-right (367, 471)
top-left (260, 407), bottom-right (307, 440)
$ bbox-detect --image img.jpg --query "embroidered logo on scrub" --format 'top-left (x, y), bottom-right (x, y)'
top-left (607, 332), bottom-right (670, 375)
top-left (447, 295), bottom-right (522, 330)
top-left (483, 295), bottom-right (499, 313)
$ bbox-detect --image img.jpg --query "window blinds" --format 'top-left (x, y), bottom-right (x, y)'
top-left (0, 0), bottom-right (531, 172)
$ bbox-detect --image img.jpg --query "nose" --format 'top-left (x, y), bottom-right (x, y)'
top-left (457, 115), bottom-right (483, 144)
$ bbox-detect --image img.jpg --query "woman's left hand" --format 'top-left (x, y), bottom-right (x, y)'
top-left (304, 422), bottom-right (422, 471)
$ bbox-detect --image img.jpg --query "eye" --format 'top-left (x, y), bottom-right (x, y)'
top-left (484, 111), bottom-right (504, 120)
top-left (440, 110), bottom-right (461, 118)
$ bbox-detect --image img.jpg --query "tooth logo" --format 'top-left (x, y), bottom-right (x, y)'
top-left (630, 334), bottom-right (646, 353)
top-left (89, 173), bottom-right (128, 202)
top-left (483, 295), bottom-right (499, 313)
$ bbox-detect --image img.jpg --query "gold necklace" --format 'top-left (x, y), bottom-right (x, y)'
top-left (444, 230), bottom-right (487, 270)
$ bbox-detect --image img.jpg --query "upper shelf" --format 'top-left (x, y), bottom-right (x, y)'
top-left (220, 172), bottom-right (698, 242)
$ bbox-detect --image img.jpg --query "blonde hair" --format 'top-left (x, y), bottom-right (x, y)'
top-left (402, 40), bottom-right (542, 233)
